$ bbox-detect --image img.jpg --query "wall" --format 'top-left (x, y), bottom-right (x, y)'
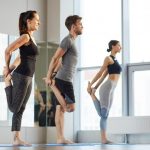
top-left (47, 0), bottom-right (74, 42)
top-left (47, 0), bottom-right (60, 43)
top-left (0, 0), bottom-right (47, 42)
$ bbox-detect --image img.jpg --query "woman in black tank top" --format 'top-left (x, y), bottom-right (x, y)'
top-left (3, 10), bottom-right (40, 146)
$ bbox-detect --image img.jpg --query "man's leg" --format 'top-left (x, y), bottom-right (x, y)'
top-left (51, 85), bottom-right (74, 112)
top-left (52, 78), bottom-right (75, 144)
top-left (51, 85), bottom-right (67, 111)
top-left (55, 104), bottom-right (75, 144)
top-left (55, 105), bottom-right (65, 144)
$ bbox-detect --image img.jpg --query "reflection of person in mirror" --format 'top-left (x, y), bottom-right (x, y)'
top-left (44, 15), bottom-right (83, 144)
top-left (87, 40), bottom-right (122, 144)
top-left (3, 10), bottom-right (40, 146)
top-left (34, 83), bottom-right (45, 125)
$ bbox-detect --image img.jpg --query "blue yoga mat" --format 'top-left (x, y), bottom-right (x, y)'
top-left (0, 143), bottom-right (127, 147)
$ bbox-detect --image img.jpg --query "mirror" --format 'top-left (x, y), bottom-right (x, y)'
top-left (35, 42), bottom-right (58, 127)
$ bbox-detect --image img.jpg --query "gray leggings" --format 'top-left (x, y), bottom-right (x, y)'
top-left (5, 72), bottom-right (32, 131)
top-left (93, 79), bottom-right (117, 131)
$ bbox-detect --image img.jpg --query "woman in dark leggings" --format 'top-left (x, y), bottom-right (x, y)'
top-left (3, 10), bottom-right (40, 146)
top-left (87, 40), bottom-right (122, 144)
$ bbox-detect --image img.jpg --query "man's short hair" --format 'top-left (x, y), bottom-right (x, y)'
top-left (65, 15), bottom-right (82, 31)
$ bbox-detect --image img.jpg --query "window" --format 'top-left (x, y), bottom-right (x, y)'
top-left (0, 34), bottom-right (8, 74)
top-left (130, 0), bottom-right (150, 63)
top-left (134, 71), bottom-right (150, 116)
top-left (128, 68), bottom-right (150, 116)
top-left (128, 0), bottom-right (150, 116)
top-left (78, 0), bottom-right (122, 130)
top-left (0, 34), bottom-right (8, 121)
top-left (80, 0), bottom-right (122, 67)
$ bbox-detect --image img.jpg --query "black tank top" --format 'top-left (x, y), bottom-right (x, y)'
top-left (107, 55), bottom-right (122, 74)
top-left (14, 33), bottom-right (39, 77)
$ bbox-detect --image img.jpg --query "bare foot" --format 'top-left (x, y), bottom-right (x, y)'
top-left (91, 88), bottom-right (96, 95)
top-left (64, 139), bottom-right (74, 144)
top-left (90, 88), bottom-right (97, 100)
top-left (102, 139), bottom-right (113, 144)
top-left (13, 137), bottom-right (31, 146)
top-left (87, 81), bottom-right (92, 95)
top-left (57, 138), bottom-right (74, 144)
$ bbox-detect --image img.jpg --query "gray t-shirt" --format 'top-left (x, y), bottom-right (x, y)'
top-left (56, 34), bottom-right (78, 82)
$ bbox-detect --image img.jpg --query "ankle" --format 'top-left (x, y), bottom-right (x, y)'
top-left (14, 135), bottom-right (20, 140)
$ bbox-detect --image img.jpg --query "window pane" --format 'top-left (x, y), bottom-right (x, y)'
top-left (0, 82), bottom-right (7, 121)
top-left (80, 69), bottom-right (122, 130)
top-left (80, 0), bottom-right (121, 67)
top-left (0, 33), bottom-right (8, 74)
top-left (130, 0), bottom-right (150, 63)
top-left (134, 71), bottom-right (150, 116)
top-left (0, 34), bottom-right (8, 121)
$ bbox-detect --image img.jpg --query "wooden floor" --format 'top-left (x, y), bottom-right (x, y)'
top-left (0, 144), bottom-right (150, 150)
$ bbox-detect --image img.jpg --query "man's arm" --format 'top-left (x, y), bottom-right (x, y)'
top-left (46, 47), bottom-right (65, 85)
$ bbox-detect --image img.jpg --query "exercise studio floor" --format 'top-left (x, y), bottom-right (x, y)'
top-left (0, 143), bottom-right (150, 150)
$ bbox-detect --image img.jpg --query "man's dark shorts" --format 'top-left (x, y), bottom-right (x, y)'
top-left (54, 78), bottom-right (75, 105)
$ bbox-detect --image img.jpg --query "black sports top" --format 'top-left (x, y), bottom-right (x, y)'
top-left (14, 33), bottom-right (39, 77)
top-left (107, 55), bottom-right (122, 74)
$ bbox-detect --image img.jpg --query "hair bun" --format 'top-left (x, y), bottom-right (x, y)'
top-left (107, 49), bottom-right (110, 52)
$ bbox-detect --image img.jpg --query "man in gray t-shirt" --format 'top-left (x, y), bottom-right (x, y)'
top-left (45, 15), bottom-right (83, 144)
top-left (56, 34), bottom-right (78, 82)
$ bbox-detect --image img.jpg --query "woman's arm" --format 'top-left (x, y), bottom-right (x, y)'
top-left (87, 57), bottom-right (110, 94)
top-left (89, 57), bottom-right (109, 87)
top-left (9, 56), bottom-right (21, 72)
top-left (94, 69), bottom-right (108, 89)
top-left (4, 34), bottom-right (29, 76)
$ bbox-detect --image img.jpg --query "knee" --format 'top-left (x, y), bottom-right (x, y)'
top-left (9, 107), bottom-right (15, 113)
top-left (11, 106), bottom-right (25, 114)
top-left (10, 109), bottom-right (20, 114)
top-left (9, 106), bottom-right (19, 113)
top-left (55, 116), bottom-right (59, 125)
top-left (100, 108), bottom-right (108, 119)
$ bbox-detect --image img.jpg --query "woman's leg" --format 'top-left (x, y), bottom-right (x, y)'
top-left (99, 105), bottom-right (109, 144)
top-left (5, 73), bottom-right (30, 113)
top-left (4, 72), bottom-right (32, 145)
top-left (89, 87), bottom-right (109, 144)
top-left (12, 80), bottom-right (32, 146)
top-left (99, 80), bottom-right (114, 144)
top-left (4, 74), bottom-right (13, 110)
top-left (90, 88), bottom-right (101, 117)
